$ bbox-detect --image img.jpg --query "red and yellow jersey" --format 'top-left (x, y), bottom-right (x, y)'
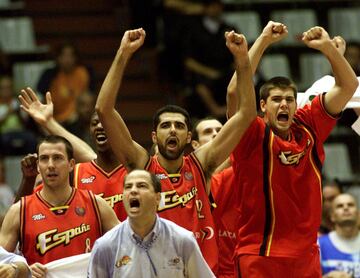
top-left (211, 166), bottom-right (238, 277)
top-left (20, 188), bottom-right (102, 265)
top-left (73, 161), bottom-right (127, 221)
top-left (146, 154), bottom-right (218, 273)
top-left (232, 94), bottom-right (336, 258)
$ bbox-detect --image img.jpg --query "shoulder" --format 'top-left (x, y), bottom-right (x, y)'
top-left (95, 222), bottom-right (124, 247)
top-left (160, 218), bottom-right (195, 241)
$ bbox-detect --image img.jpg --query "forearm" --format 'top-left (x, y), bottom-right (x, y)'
top-left (235, 58), bottom-right (257, 119)
top-left (14, 176), bottom-right (36, 203)
top-left (96, 49), bottom-right (131, 116)
top-left (44, 118), bottom-right (96, 162)
top-left (323, 45), bottom-right (359, 115)
top-left (227, 35), bottom-right (270, 117)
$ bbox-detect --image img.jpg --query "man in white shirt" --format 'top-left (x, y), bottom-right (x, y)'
top-left (88, 169), bottom-right (215, 278)
top-left (318, 193), bottom-right (360, 278)
top-left (0, 246), bottom-right (31, 278)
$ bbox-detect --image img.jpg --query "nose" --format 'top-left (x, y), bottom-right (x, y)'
top-left (96, 121), bottom-right (103, 129)
top-left (170, 123), bottom-right (176, 134)
top-left (280, 98), bottom-right (288, 108)
top-left (48, 158), bottom-right (55, 169)
top-left (211, 129), bottom-right (218, 138)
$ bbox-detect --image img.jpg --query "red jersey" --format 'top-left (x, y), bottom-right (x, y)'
top-left (146, 154), bottom-right (218, 272)
top-left (232, 94), bottom-right (336, 258)
top-left (20, 188), bottom-right (102, 265)
top-left (74, 161), bottom-right (127, 221)
top-left (211, 166), bottom-right (238, 277)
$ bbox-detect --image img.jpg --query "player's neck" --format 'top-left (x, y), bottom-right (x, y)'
top-left (95, 151), bottom-right (120, 172)
top-left (157, 154), bottom-right (183, 174)
top-left (40, 185), bottom-right (73, 207)
top-left (335, 225), bottom-right (359, 239)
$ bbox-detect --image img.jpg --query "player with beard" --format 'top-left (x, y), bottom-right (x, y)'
top-left (17, 88), bottom-right (127, 220)
top-left (95, 28), bottom-right (257, 273)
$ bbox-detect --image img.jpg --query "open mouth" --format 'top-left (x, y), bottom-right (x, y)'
top-left (95, 133), bottom-right (107, 143)
top-left (130, 198), bottom-right (140, 208)
top-left (277, 113), bottom-right (289, 122)
top-left (166, 138), bottom-right (178, 149)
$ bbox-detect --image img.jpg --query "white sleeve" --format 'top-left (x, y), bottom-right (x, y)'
top-left (186, 236), bottom-right (216, 278)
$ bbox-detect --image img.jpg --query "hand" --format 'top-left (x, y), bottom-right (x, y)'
top-left (19, 88), bottom-right (53, 126)
top-left (331, 36), bottom-right (346, 56)
top-left (0, 264), bottom-right (17, 278)
top-left (21, 153), bottom-right (38, 178)
top-left (261, 21), bottom-right (288, 45)
top-left (225, 31), bottom-right (250, 70)
top-left (302, 26), bottom-right (331, 52)
top-left (119, 28), bottom-right (146, 56)
top-left (30, 263), bottom-right (47, 278)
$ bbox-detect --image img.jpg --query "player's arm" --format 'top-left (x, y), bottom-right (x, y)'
top-left (227, 21), bottom-right (288, 117)
top-left (0, 262), bottom-right (31, 278)
top-left (14, 153), bottom-right (39, 202)
top-left (0, 202), bottom-right (20, 252)
top-left (19, 88), bottom-right (97, 162)
top-left (196, 32), bottom-right (257, 193)
top-left (95, 28), bottom-right (149, 171)
top-left (302, 27), bottom-right (358, 116)
top-left (95, 195), bottom-right (120, 233)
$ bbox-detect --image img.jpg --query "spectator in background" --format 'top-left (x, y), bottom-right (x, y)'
top-left (162, 0), bottom-right (212, 84)
top-left (320, 179), bottom-right (342, 235)
top-left (183, 0), bottom-right (233, 121)
top-left (0, 158), bottom-right (14, 228)
top-left (344, 41), bottom-right (360, 76)
top-left (318, 193), bottom-right (360, 278)
top-left (67, 92), bottom-right (96, 147)
top-left (37, 42), bottom-right (95, 130)
top-left (0, 75), bottom-right (37, 155)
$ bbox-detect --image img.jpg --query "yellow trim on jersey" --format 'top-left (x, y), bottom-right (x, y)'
top-left (49, 205), bottom-right (70, 211)
top-left (266, 132), bottom-right (276, 256)
top-left (74, 163), bottom-right (80, 188)
top-left (300, 124), bottom-right (322, 202)
top-left (168, 173), bottom-right (181, 178)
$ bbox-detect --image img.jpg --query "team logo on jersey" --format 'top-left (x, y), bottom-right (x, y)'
top-left (75, 207), bottom-right (86, 216)
top-left (278, 150), bottom-right (306, 165)
top-left (167, 257), bottom-right (181, 267)
top-left (158, 186), bottom-right (198, 211)
top-left (36, 223), bottom-right (91, 255)
top-left (156, 174), bottom-right (168, 180)
top-left (80, 176), bottom-right (96, 184)
top-left (32, 213), bottom-right (46, 221)
top-left (184, 172), bottom-right (193, 181)
top-left (116, 255), bottom-right (131, 268)
top-left (193, 226), bottom-right (215, 242)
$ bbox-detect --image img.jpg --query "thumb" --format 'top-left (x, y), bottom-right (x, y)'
top-left (45, 91), bottom-right (52, 105)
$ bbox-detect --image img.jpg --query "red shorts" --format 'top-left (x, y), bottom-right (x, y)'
top-left (235, 249), bottom-right (321, 278)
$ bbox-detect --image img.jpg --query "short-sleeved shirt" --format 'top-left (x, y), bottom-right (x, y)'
top-left (87, 216), bottom-right (216, 278)
top-left (232, 94), bottom-right (336, 257)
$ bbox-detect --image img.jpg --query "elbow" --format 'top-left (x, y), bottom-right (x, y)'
top-left (95, 102), bottom-right (106, 116)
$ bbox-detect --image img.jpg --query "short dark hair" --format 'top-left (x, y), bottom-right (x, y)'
top-left (152, 105), bottom-right (191, 131)
top-left (124, 170), bottom-right (162, 193)
top-left (259, 76), bottom-right (297, 102)
top-left (192, 116), bottom-right (218, 141)
top-left (37, 135), bottom-right (74, 160)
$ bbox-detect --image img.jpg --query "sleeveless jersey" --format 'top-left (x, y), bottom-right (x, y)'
top-left (20, 188), bottom-right (102, 265)
top-left (74, 160), bottom-right (127, 221)
top-left (146, 154), bottom-right (218, 272)
top-left (211, 166), bottom-right (238, 277)
top-left (232, 94), bottom-right (336, 258)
